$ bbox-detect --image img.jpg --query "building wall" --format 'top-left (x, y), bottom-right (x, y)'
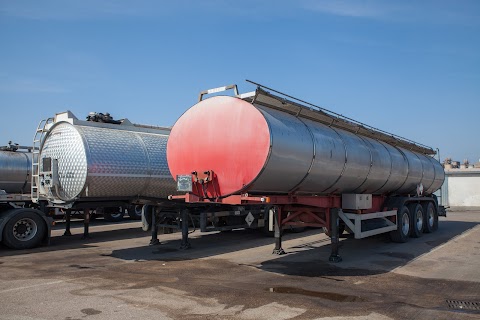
top-left (439, 169), bottom-right (480, 208)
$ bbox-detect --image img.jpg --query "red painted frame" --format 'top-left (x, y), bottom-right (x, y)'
top-left (170, 193), bottom-right (388, 230)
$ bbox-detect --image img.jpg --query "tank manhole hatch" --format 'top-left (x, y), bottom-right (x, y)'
top-left (446, 300), bottom-right (480, 312)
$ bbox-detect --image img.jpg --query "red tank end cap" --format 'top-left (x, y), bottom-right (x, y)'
top-left (167, 96), bottom-right (271, 197)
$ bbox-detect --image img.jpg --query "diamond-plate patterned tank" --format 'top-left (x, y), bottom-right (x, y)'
top-left (39, 121), bottom-right (176, 202)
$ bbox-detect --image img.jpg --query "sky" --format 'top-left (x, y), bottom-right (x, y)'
top-left (0, 0), bottom-right (479, 163)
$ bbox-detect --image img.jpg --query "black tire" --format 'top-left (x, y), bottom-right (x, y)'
top-left (128, 205), bottom-right (143, 220)
top-left (390, 206), bottom-right (410, 243)
top-left (407, 203), bottom-right (424, 238)
top-left (101, 207), bottom-right (124, 222)
top-left (422, 202), bottom-right (438, 233)
top-left (2, 210), bottom-right (47, 249)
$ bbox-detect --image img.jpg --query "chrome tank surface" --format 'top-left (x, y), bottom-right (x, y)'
top-left (167, 89), bottom-right (445, 197)
top-left (0, 150), bottom-right (31, 193)
top-left (39, 121), bottom-right (176, 202)
top-left (248, 104), bottom-right (444, 195)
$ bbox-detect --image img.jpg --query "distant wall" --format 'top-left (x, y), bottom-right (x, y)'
top-left (438, 168), bottom-right (480, 209)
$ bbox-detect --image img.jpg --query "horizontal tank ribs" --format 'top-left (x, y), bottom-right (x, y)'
top-left (244, 80), bottom-right (435, 156)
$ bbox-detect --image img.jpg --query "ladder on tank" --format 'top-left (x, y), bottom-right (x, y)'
top-left (31, 117), bottom-right (54, 203)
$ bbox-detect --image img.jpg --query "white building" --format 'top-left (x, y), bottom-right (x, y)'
top-left (439, 160), bottom-right (480, 209)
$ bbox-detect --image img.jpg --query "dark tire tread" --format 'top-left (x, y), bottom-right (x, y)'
top-left (2, 210), bottom-right (46, 249)
top-left (408, 203), bottom-right (424, 238)
top-left (390, 206), bottom-right (410, 243)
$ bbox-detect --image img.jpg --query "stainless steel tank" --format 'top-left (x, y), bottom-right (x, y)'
top-left (167, 87), bottom-right (445, 197)
top-left (38, 112), bottom-right (177, 202)
top-left (0, 150), bottom-right (31, 194)
top-left (253, 105), bottom-right (444, 195)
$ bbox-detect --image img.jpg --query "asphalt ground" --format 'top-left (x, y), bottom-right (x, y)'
top-left (0, 211), bottom-right (479, 320)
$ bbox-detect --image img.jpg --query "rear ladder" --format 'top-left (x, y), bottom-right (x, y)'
top-left (31, 117), bottom-right (54, 203)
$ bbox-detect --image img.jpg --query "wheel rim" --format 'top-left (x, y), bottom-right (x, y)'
top-left (13, 218), bottom-right (38, 241)
top-left (402, 212), bottom-right (410, 235)
top-left (110, 213), bottom-right (123, 219)
top-left (427, 207), bottom-right (434, 228)
top-left (415, 209), bottom-right (423, 231)
top-left (135, 205), bottom-right (142, 216)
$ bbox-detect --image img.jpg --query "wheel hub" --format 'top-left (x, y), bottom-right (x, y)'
top-left (13, 218), bottom-right (38, 241)
top-left (402, 214), bottom-right (410, 235)
top-left (416, 210), bottom-right (423, 230)
top-left (428, 208), bottom-right (434, 227)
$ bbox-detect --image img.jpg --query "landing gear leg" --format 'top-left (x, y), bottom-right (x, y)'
top-left (272, 207), bottom-right (285, 255)
top-left (63, 210), bottom-right (72, 236)
top-left (149, 207), bottom-right (160, 246)
top-left (329, 208), bottom-right (342, 263)
top-left (180, 209), bottom-right (191, 250)
top-left (81, 209), bottom-right (91, 240)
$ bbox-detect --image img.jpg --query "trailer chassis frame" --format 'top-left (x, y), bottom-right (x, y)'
top-left (168, 193), bottom-right (392, 261)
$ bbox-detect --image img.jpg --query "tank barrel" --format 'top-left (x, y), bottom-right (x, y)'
top-left (0, 147), bottom-right (32, 194)
top-left (36, 111), bottom-right (176, 204)
top-left (167, 82), bottom-right (445, 198)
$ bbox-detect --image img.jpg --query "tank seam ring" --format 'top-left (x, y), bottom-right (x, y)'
top-left (353, 134), bottom-right (374, 193)
top-left (322, 126), bottom-right (347, 194)
top-left (371, 140), bottom-right (394, 194)
top-left (287, 117), bottom-right (316, 193)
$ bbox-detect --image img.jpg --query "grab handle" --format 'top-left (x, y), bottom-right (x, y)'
top-left (198, 84), bottom-right (239, 102)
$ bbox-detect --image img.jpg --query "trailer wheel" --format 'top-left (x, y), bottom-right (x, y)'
top-left (422, 202), bottom-right (438, 233)
top-left (390, 206), bottom-right (410, 243)
top-left (2, 210), bottom-right (46, 249)
top-left (100, 207), bottom-right (124, 222)
top-left (407, 203), bottom-right (424, 238)
top-left (128, 205), bottom-right (143, 220)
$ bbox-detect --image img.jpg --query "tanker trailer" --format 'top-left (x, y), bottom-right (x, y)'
top-left (34, 111), bottom-right (177, 232)
top-left (164, 81), bottom-right (445, 260)
top-left (0, 142), bottom-right (32, 194)
top-left (0, 142), bottom-right (53, 249)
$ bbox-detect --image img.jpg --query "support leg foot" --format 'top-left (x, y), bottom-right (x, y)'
top-left (272, 248), bottom-right (286, 255)
top-left (272, 206), bottom-right (285, 255)
top-left (328, 254), bottom-right (342, 263)
top-left (179, 241), bottom-right (191, 250)
top-left (149, 238), bottom-right (160, 246)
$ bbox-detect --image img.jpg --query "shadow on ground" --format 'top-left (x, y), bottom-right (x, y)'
top-left (258, 219), bottom-right (479, 277)
top-left (2, 217), bottom-right (478, 280)
top-left (106, 218), bottom-right (479, 277)
top-left (0, 219), bottom-right (144, 256)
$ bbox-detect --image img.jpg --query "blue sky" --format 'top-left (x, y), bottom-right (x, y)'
top-left (1, 0), bottom-right (479, 163)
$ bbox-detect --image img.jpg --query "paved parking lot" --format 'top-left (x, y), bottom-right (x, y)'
top-left (1, 211), bottom-right (479, 319)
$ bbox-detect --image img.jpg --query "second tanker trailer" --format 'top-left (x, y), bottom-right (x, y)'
top-left (35, 111), bottom-right (177, 212)
top-left (162, 81), bottom-right (445, 261)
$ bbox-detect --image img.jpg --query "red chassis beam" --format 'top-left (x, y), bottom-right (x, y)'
top-left (169, 193), bottom-right (343, 207)
top-left (168, 193), bottom-right (388, 230)
top-left (169, 193), bottom-right (386, 212)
